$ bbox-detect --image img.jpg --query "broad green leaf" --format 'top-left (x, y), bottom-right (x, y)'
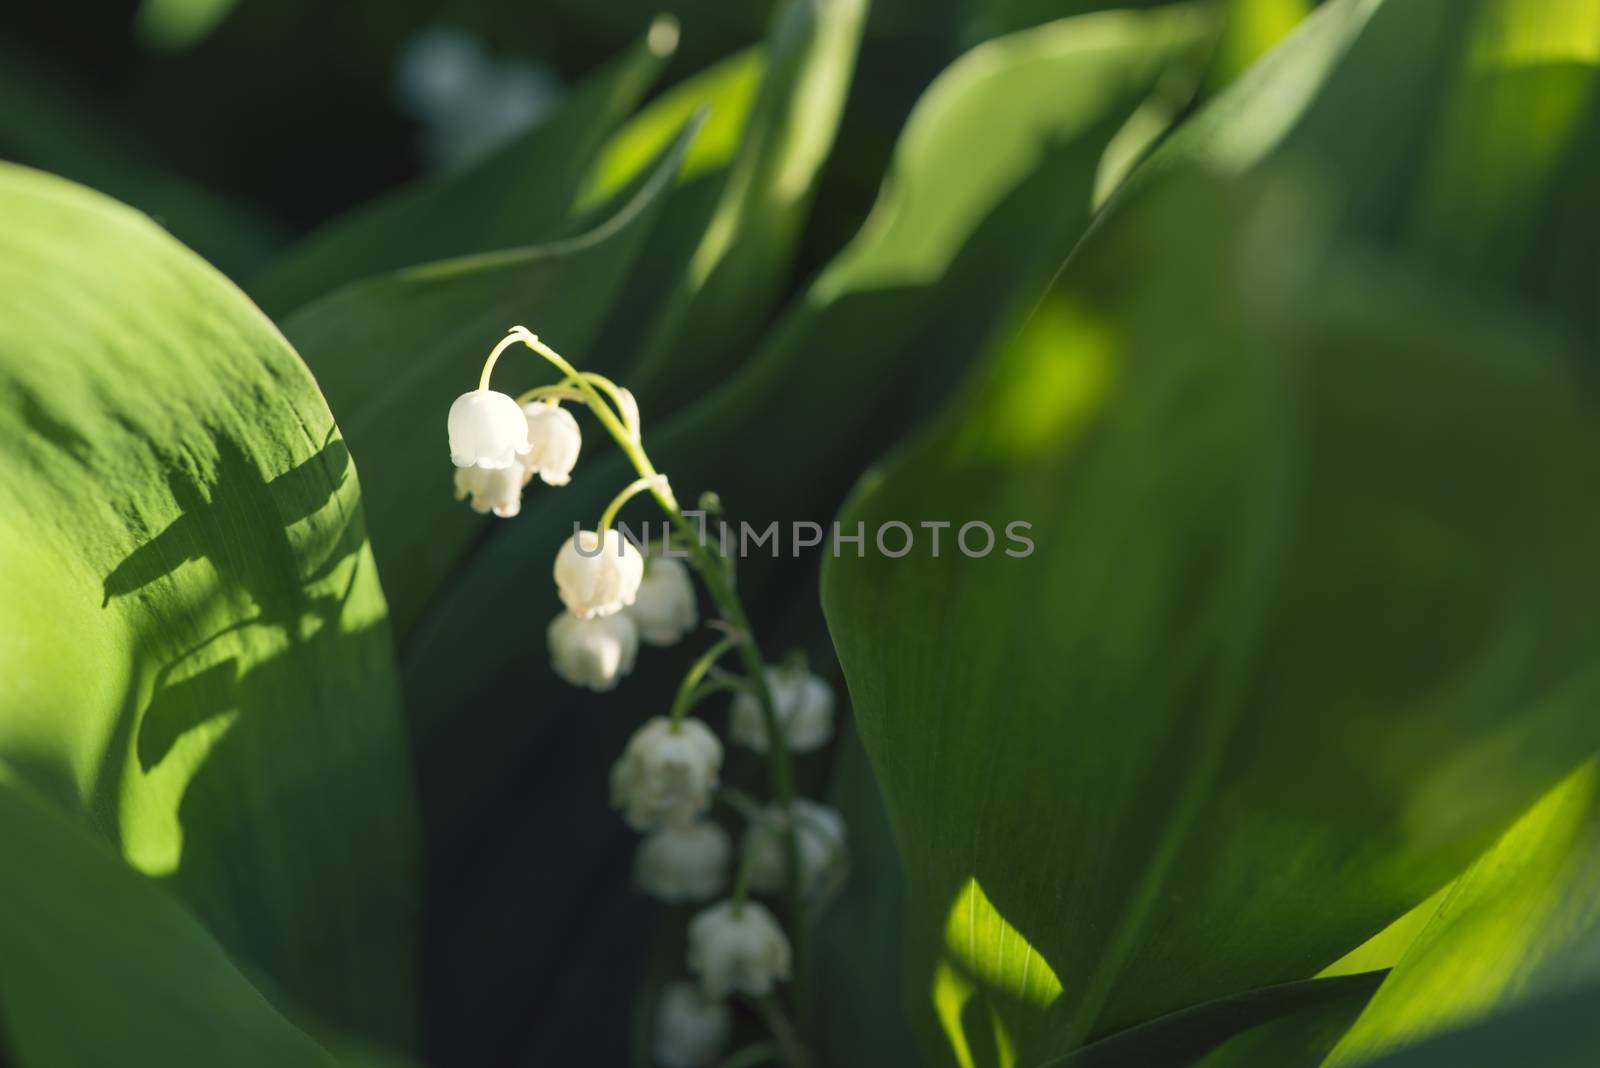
top-left (280, 120), bottom-right (701, 635)
top-left (1210, 0), bottom-right (1312, 83)
top-left (0, 776), bottom-right (339, 1068)
top-left (389, 8), bottom-right (1211, 1060)
top-left (0, 163), bottom-right (417, 1047)
top-left (1324, 762), bottom-right (1600, 1065)
top-left (1142, 0), bottom-right (1600, 347)
top-left (821, 173), bottom-right (1600, 1066)
top-left (249, 21), bottom-right (677, 317)
top-left (1049, 974), bottom-right (1384, 1068)
top-left (1357, 981), bottom-right (1600, 1068)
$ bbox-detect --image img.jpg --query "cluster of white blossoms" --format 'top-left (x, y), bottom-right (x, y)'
top-left (448, 328), bottom-right (849, 1068)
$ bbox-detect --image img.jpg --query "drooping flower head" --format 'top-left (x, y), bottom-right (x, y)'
top-left (448, 389), bottom-right (529, 469)
top-left (636, 819), bottom-right (731, 904)
top-left (628, 556), bottom-right (699, 647)
top-left (653, 980), bottom-right (730, 1068)
top-left (611, 717), bottom-right (722, 831)
top-left (522, 401), bottom-right (582, 486)
top-left (686, 900), bottom-right (792, 999)
top-left (730, 666), bottom-right (835, 754)
top-left (548, 611), bottom-right (639, 692)
top-left (555, 528), bottom-right (646, 618)
top-left (453, 461), bottom-right (528, 517)
top-left (743, 799), bottom-right (849, 901)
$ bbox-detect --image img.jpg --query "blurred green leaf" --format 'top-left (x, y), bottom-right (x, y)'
top-left (1142, 0), bottom-right (1600, 348)
top-left (621, 0), bottom-right (870, 408)
top-left (0, 44), bottom-right (283, 279)
top-left (279, 118), bottom-right (701, 636)
top-left (249, 21), bottom-right (678, 317)
top-left (576, 46), bottom-right (766, 211)
top-left (0, 776), bottom-right (339, 1067)
top-left (1324, 762), bottom-right (1600, 1065)
top-left (821, 172), bottom-right (1600, 1067)
top-left (0, 163), bottom-right (417, 1049)
top-left (389, 6), bottom-right (1210, 1060)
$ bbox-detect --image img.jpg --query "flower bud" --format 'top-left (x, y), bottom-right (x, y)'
top-left (547, 611), bottom-right (639, 692)
top-left (730, 667), bottom-right (834, 754)
top-left (743, 799), bottom-right (848, 901)
top-left (636, 819), bottom-right (730, 903)
top-left (522, 401), bottom-right (581, 486)
top-left (555, 528), bottom-right (645, 618)
top-left (628, 557), bottom-right (698, 646)
top-left (686, 900), bottom-right (792, 998)
top-left (611, 717), bottom-right (721, 831)
top-left (653, 980), bottom-right (730, 1068)
top-left (448, 389), bottom-right (529, 469)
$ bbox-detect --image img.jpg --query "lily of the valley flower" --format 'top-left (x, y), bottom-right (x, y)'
top-left (628, 556), bottom-right (698, 646)
top-left (548, 611), bottom-right (639, 692)
top-left (453, 461), bottom-right (528, 518)
top-left (611, 717), bottom-right (722, 831)
top-left (744, 799), bottom-right (848, 901)
top-left (522, 401), bottom-right (581, 486)
top-left (686, 900), bottom-right (792, 998)
top-left (636, 819), bottom-right (731, 903)
top-left (730, 667), bottom-right (835, 754)
top-left (448, 389), bottom-right (529, 468)
top-left (555, 529), bottom-right (645, 618)
top-left (653, 980), bottom-right (731, 1068)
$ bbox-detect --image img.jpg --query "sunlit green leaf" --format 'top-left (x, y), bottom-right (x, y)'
top-left (0, 162), bottom-right (417, 1048)
top-left (821, 172), bottom-right (1600, 1066)
top-left (1325, 762), bottom-right (1600, 1065)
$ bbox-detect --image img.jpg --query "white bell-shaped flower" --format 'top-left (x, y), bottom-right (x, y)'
top-left (743, 799), bottom-right (849, 901)
top-left (653, 980), bottom-right (730, 1068)
top-left (452, 461), bottom-right (527, 518)
top-left (448, 389), bottom-right (529, 469)
top-left (555, 528), bottom-right (645, 619)
top-left (611, 717), bottom-right (722, 831)
top-left (522, 401), bottom-right (581, 486)
top-left (687, 900), bottom-right (792, 999)
top-left (730, 667), bottom-right (835, 754)
top-left (548, 611), bottom-right (639, 692)
top-left (636, 819), bottom-right (730, 903)
top-left (628, 557), bottom-right (698, 646)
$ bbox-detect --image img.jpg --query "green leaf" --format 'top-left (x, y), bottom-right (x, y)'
top-left (621, 0), bottom-right (870, 408)
top-left (1355, 981), bottom-right (1600, 1068)
top-left (0, 162), bottom-right (417, 1048)
top-left (1143, 0), bottom-right (1600, 347)
top-left (1323, 762), bottom-right (1600, 1065)
top-left (248, 20), bottom-right (678, 317)
top-left (821, 171), bottom-right (1600, 1067)
top-left (388, 6), bottom-right (1211, 1059)
top-left (0, 776), bottom-right (339, 1068)
top-left (279, 118), bottom-right (702, 636)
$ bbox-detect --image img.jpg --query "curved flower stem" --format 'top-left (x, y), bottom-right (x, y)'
top-left (515, 384), bottom-right (587, 405)
top-left (669, 635), bottom-right (743, 728)
top-left (598, 475), bottom-right (668, 533)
